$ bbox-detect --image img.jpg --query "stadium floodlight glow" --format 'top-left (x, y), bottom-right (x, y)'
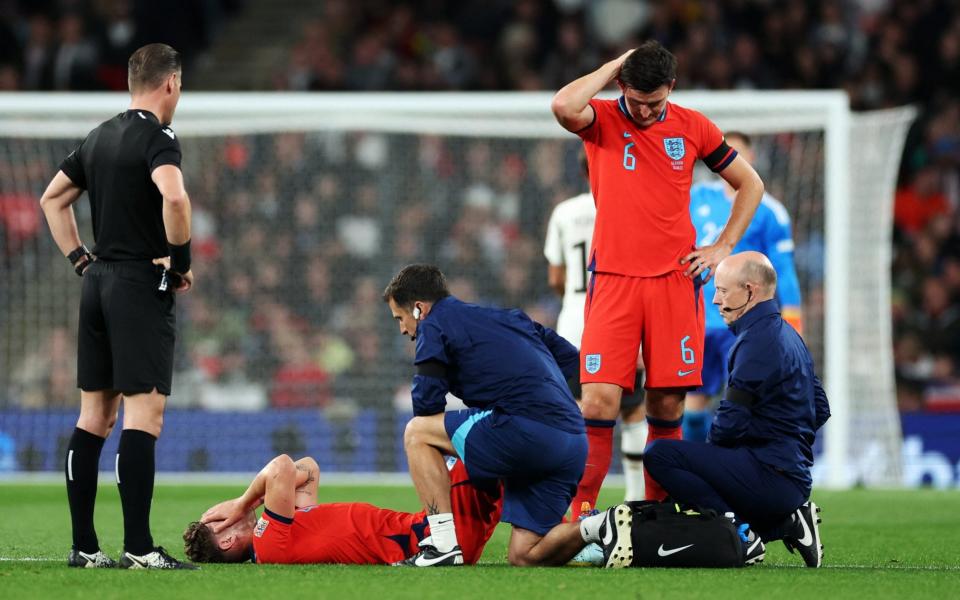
top-left (0, 91), bottom-right (914, 488)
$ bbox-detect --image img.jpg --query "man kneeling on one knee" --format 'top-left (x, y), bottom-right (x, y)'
top-left (644, 251), bottom-right (830, 568)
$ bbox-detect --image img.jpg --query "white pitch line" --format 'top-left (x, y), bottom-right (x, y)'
top-left (0, 557), bottom-right (59, 562)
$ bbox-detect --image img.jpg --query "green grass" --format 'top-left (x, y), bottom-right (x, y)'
top-left (1, 483), bottom-right (957, 599)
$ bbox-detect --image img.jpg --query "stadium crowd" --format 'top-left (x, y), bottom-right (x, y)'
top-left (1, 0), bottom-right (959, 419)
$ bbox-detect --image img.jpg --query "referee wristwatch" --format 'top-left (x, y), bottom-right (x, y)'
top-left (68, 244), bottom-right (94, 276)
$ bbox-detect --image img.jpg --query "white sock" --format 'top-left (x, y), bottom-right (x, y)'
top-left (579, 512), bottom-right (606, 544)
top-left (621, 420), bottom-right (648, 502)
top-left (427, 513), bottom-right (459, 553)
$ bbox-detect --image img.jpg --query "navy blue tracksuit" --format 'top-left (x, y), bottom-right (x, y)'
top-left (645, 300), bottom-right (830, 539)
top-left (410, 296), bottom-right (587, 535)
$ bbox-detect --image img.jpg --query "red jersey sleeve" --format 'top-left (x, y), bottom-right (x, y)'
top-left (574, 99), bottom-right (604, 144)
top-left (251, 508), bottom-right (293, 563)
top-left (694, 111), bottom-right (738, 173)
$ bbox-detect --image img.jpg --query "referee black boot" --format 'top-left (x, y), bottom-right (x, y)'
top-left (68, 549), bottom-right (118, 568)
top-left (120, 546), bottom-right (198, 570)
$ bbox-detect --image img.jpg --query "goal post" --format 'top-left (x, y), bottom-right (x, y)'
top-left (0, 91), bottom-right (914, 486)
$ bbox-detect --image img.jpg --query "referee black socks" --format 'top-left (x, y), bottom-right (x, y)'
top-left (65, 427), bottom-right (106, 554)
top-left (117, 429), bottom-right (157, 556)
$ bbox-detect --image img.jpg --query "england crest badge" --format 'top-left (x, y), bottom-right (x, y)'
top-left (585, 354), bottom-right (602, 374)
top-left (254, 517), bottom-right (269, 538)
top-left (663, 137), bottom-right (686, 160)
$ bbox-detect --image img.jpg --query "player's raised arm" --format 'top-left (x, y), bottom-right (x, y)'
top-left (293, 456), bottom-right (320, 508)
top-left (201, 454), bottom-right (315, 532)
top-left (551, 49), bottom-right (634, 133)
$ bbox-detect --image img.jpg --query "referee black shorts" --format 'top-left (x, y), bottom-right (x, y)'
top-left (77, 261), bottom-right (176, 396)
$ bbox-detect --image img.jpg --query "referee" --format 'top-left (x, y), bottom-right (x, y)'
top-left (39, 43), bottom-right (195, 569)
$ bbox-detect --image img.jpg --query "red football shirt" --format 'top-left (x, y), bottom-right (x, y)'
top-left (577, 98), bottom-right (734, 277)
top-left (252, 460), bottom-right (501, 565)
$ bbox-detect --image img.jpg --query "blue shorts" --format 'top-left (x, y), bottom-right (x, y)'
top-left (693, 327), bottom-right (736, 396)
top-left (445, 409), bottom-right (587, 536)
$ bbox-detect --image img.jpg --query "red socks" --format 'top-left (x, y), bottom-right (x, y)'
top-left (645, 416), bottom-right (683, 501)
top-left (571, 419), bottom-right (616, 515)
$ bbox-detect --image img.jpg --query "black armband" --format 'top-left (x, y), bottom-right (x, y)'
top-left (416, 360), bottom-right (448, 379)
top-left (168, 239), bottom-right (191, 274)
top-left (725, 387), bottom-right (758, 408)
top-left (704, 140), bottom-right (738, 173)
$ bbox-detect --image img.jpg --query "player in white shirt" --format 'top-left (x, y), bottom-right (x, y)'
top-left (543, 155), bottom-right (648, 504)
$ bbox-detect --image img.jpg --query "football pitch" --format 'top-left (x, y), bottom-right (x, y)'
top-left (1, 483), bottom-right (957, 599)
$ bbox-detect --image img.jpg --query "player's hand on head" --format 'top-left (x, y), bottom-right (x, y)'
top-left (681, 243), bottom-right (732, 283)
top-left (200, 497), bottom-right (246, 533)
top-left (612, 48), bottom-right (635, 75)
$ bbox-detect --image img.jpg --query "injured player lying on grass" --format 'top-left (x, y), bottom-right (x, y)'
top-left (183, 453), bottom-right (628, 567)
top-left (182, 454), bottom-right (504, 565)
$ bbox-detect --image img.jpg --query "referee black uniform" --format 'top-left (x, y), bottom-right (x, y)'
top-left (42, 43), bottom-right (195, 570)
top-left (61, 109), bottom-right (181, 394)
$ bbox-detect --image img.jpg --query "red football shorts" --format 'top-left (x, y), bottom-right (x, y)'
top-left (580, 270), bottom-right (704, 391)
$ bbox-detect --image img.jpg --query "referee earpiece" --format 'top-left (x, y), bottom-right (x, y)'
top-left (413, 306), bottom-right (421, 321)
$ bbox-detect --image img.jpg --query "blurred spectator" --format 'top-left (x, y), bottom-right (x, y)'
top-left (895, 166), bottom-right (950, 236)
top-left (21, 15), bottom-right (54, 90)
top-left (50, 13), bottom-right (98, 90)
top-left (11, 327), bottom-right (75, 408)
top-left (271, 334), bottom-right (332, 409)
top-left (0, 0), bottom-right (236, 89)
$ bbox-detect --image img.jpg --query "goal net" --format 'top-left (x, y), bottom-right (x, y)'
top-left (0, 92), bottom-right (914, 487)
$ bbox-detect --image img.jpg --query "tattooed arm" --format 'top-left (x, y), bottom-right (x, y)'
top-left (294, 456), bottom-right (320, 508)
top-left (201, 454), bottom-right (319, 531)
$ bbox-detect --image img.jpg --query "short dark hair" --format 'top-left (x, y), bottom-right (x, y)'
top-left (724, 131), bottom-right (752, 147)
top-left (128, 43), bottom-right (181, 93)
top-left (183, 521), bottom-right (226, 563)
top-left (619, 41), bottom-right (677, 93)
top-left (382, 264), bottom-right (450, 307)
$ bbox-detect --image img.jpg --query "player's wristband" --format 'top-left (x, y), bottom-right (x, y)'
top-left (168, 239), bottom-right (191, 274)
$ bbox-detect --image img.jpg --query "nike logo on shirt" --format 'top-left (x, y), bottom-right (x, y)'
top-left (677, 369), bottom-right (696, 377)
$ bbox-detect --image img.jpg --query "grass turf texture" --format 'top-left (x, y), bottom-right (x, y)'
top-left (1, 484), bottom-right (957, 599)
